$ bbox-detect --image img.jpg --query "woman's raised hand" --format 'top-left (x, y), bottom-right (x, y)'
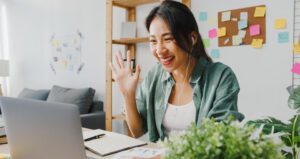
top-left (109, 50), bottom-right (141, 96)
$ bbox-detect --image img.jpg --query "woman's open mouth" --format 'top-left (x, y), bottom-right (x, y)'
top-left (160, 56), bottom-right (174, 66)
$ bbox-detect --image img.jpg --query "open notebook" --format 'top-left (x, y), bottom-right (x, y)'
top-left (83, 129), bottom-right (147, 156)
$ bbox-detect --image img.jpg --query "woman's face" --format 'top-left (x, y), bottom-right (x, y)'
top-left (149, 17), bottom-right (190, 73)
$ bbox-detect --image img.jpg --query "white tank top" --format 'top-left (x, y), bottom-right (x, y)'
top-left (162, 100), bottom-right (196, 137)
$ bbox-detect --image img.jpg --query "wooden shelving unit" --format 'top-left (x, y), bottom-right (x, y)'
top-left (105, 0), bottom-right (191, 134)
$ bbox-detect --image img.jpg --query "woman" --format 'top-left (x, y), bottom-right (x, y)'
top-left (109, 0), bottom-right (244, 142)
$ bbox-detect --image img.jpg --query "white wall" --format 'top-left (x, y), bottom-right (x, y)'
top-left (5, 0), bottom-right (106, 101)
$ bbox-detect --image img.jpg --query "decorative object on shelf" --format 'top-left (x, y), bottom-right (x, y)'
top-left (0, 60), bottom-right (9, 96)
top-left (163, 118), bottom-right (283, 159)
top-left (247, 85), bottom-right (300, 159)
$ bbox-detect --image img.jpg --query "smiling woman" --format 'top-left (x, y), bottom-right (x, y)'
top-left (109, 0), bottom-right (244, 142)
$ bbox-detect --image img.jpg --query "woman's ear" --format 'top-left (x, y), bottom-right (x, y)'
top-left (191, 31), bottom-right (198, 45)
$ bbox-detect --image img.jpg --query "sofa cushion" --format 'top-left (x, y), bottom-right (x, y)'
top-left (47, 85), bottom-right (95, 114)
top-left (18, 88), bottom-right (50, 100)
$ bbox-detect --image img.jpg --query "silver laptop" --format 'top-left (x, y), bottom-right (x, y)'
top-left (0, 97), bottom-right (93, 159)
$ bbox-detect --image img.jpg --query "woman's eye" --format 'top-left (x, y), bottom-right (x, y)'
top-left (164, 37), bottom-right (174, 42)
top-left (150, 39), bottom-right (157, 43)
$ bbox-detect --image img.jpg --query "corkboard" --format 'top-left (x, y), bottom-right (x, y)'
top-left (218, 5), bottom-right (266, 47)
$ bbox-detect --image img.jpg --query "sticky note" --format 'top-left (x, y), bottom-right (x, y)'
top-left (238, 30), bottom-right (247, 38)
top-left (203, 39), bottom-right (210, 48)
top-left (254, 6), bottom-right (266, 17)
top-left (208, 28), bottom-right (217, 39)
top-left (211, 49), bottom-right (220, 58)
top-left (217, 27), bottom-right (226, 37)
top-left (232, 35), bottom-right (242, 45)
top-left (294, 44), bottom-right (300, 54)
top-left (222, 11), bottom-right (231, 22)
top-left (292, 63), bottom-right (300, 75)
top-left (251, 39), bottom-right (263, 48)
top-left (199, 12), bottom-right (207, 21)
top-left (274, 19), bottom-right (286, 29)
top-left (238, 20), bottom-right (248, 30)
top-left (208, 17), bottom-right (217, 25)
top-left (278, 32), bottom-right (289, 43)
top-left (250, 24), bottom-right (260, 36)
top-left (240, 12), bottom-right (248, 20)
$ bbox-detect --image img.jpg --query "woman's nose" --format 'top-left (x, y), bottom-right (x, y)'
top-left (156, 43), bottom-right (166, 55)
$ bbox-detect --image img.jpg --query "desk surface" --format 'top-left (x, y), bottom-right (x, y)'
top-left (0, 128), bottom-right (157, 159)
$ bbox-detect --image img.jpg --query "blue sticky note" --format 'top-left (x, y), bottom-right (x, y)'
top-left (211, 49), bottom-right (220, 58)
top-left (278, 32), bottom-right (289, 43)
top-left (199, 12), bottom-right (207, 21)
top-left (238, 20), bottom-right (248, 30)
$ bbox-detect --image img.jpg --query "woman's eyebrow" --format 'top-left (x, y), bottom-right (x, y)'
top-left (149, 32), bottom-right (173, 38)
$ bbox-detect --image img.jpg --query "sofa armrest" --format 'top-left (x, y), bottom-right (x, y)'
top-left (80, 112), bottom-right (105, 130)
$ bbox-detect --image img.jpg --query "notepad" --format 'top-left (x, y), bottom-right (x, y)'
top-left (84, 129), bottom-right (147, 156)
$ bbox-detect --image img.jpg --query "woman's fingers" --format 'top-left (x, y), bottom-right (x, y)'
top-left (126, 50), bottom-right (131, 70)
top-left (117, 51), bottom-right (125, 68)
top-left (134, 64), bottom-right (141, 80)
top-left (109, 63), bottom-right (117, 79)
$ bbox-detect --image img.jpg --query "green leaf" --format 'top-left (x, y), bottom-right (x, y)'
top-left (246, 117), bottom-right (291, 134)
top-left (281, 150), bottom-right (293, 159)
top-left (280, 134), bottom-right (292, 147)
top-left (288, 86), bottom-right (300, 111)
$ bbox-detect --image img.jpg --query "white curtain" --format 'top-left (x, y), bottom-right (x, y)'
top-left (0, 1), bottom-right (10, 96)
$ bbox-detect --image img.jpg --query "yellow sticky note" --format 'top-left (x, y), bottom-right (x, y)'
top-left (217, 27), bottom-right (226, 37)
top-left (251, 39), bottom-right (263, 48)
top-left (254, 7), bottom-right (266, 17)
top-left (274, 19), bottom-right (286, 29)
top-left (294, 44), bottom-right (300, 54)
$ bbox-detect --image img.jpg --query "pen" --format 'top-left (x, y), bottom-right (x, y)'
top-left (84, 134), bottom-right (105, 142)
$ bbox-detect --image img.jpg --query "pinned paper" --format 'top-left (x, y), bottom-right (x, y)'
top-left (199, 12), bottom-right (207, 21)
top-left (240, 12), bottom-right (248, 20)
top-left (238, 20), bottom-right (248, 30)
top-left (208, 28), bottom-right (217, 39)
top-left (224, 38), bottom-right (230, 45)
top-left (274, 19), bottom-right (286, 29)
top-left (238, 30), bottom-right (246, 38)
top-left (292, 63), bottom-right (300, 75)
top-left (251, 39), bottom-right (263, 48)
top-left (254, 6), bottom-right (266, 17)
top-left (222, 11), bottom-right (231, 22)
top-left (232, 35), bottom-right (242, 45)
top-left (250, 24), bottom-right (260, 36)
top-left (278, 32), bottom-right (289, 43)
top-left (211, 49), bottom-right (220, 58)
top-left (231, 18), bottom-right (238, 21)
top-left (217, 27), bottom-right (226, 37)
top-left (294, 44), bottom-right (300, 54)
top-left (203, 39), bottom-right (210, 48)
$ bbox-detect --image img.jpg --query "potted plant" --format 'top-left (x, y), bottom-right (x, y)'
top-left (247, 86), bottom-right (300, 159)
top-left (162, 118), bottom-right (283, 159)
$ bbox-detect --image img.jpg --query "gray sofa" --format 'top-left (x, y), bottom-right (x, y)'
top-left (17, 85), bottom-right (105, 130)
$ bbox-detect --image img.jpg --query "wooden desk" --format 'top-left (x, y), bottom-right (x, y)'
top-left (0, 128), bottom-right (157, 159)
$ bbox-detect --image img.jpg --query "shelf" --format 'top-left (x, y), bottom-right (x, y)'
top-left (112, 0), bottom-right (160, 8)
top-left (112, 114), bottom-right (126, 120)
top-left (112, 37), bottom-right (149, 45)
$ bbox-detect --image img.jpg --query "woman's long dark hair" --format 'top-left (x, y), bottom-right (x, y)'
top-left (145, 0), bottom-right (212, 62)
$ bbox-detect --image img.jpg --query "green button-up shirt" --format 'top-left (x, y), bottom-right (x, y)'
top-left (136, 58), bottom-right (244, 142)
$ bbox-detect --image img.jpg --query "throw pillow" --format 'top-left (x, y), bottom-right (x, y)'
top-left (18, 88), bottom-right (50, 101)
top-left (46, 85), bottom-right (95, 114)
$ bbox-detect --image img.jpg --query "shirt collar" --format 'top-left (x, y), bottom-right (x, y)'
top-left (160, 57), bottom-right (210, 83)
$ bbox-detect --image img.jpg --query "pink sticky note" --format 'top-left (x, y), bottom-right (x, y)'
top-left (250, 24), bottom-right (260, 36)
top-left (208, 28), bottom-right (217, 39)
top-left (292, 63), bottom-right (300, 75)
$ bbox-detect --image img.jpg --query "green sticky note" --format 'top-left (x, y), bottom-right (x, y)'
top-left (199, 12), bottom-right (207, 21)
top-left (203, 39), bottom-right (210, 48)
